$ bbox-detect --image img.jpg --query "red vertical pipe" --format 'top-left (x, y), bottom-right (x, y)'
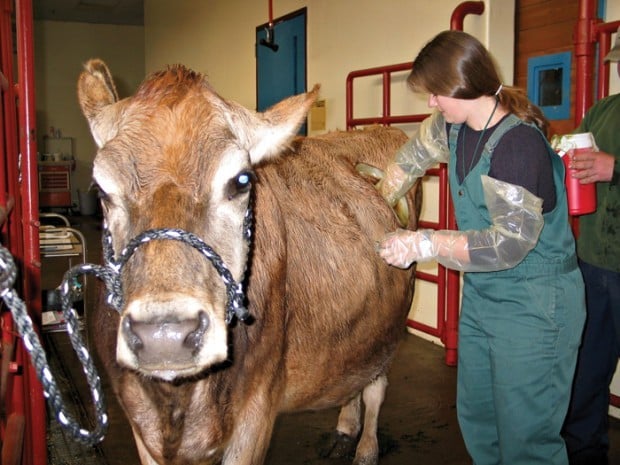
top-left (0, 0), bottom-right (27, 460)
top-left (15, 1), bottom-right (45, 464)
top-left (267, 0), bottom-right (274, 27)
top-left (574, 0), bottom-right (598, 126)
top-left (1, 0), bottom-right (22, 263)
top-left (444, 0), bottom-right (484, 366)
top-left (0, 71), bottom-right (7, 235)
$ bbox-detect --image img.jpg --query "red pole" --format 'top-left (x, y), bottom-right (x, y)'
top-left (574, 0), bottom-right (598, 126)
top-left (0, 0), bottom-right (22, 262)
top-left (444, 0), bottom-right (485, 366)
top-left (15, 0), bottom-right (45, 464)
top-left (267, 0), bottom-right (274, 27)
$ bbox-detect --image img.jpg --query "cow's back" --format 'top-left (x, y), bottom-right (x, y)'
top-left (246, 126), bottom-right (419, 412)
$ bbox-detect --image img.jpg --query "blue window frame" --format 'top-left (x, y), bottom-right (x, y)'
top-left (527, 51), bottom-right (571, 120)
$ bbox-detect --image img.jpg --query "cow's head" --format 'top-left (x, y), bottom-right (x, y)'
top-left (78, 59), bottom-right (317, 380)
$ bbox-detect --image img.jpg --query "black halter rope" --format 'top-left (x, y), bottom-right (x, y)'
top-left (0, 206), bottom-right (253, 446)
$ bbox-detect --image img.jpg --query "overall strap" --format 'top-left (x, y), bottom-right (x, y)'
top-left (482, 113), bottom-right (522, 158)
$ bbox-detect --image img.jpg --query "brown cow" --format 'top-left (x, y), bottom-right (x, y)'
top-left (78, 59), bottom-right (420, 465)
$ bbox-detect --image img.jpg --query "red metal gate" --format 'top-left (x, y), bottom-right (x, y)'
top-left (345, 1), bottom-right (485, 367)
top-left (0, 0), bottom-right (46, 464)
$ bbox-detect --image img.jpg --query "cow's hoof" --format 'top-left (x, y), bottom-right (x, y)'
top-left (318, 431), bottom-right (356, 459)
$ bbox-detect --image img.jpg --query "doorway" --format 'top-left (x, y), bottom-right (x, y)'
top-left (256, 8), bottom-right (307, 133)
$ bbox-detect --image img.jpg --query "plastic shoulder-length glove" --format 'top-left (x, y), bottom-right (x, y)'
top-left (378, 175), bottom-right (544, 272)
top-left (379, 110), bottom-right (449, 207)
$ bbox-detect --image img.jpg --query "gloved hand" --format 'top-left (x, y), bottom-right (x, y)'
top-left (377, 229), bottom-right (438, 269)
top-left (377, 176), bottom-right (545, 272)
top-left (377, 110), bottom-right (449, 207)
top-left (377, 163), bottom-right (410, 208)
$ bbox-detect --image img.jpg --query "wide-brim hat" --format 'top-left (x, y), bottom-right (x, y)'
top-left (604, 26), bottom-right (620, 62)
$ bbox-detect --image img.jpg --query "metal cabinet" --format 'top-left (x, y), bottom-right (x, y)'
top-left (38, 137), bottom-right (75, 209)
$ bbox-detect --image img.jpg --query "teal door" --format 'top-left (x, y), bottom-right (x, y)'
top-left (256, 8), bottom-right (307, 133)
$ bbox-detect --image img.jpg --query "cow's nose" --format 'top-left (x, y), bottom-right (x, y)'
top-left (122, 311), bottom-right (210, 367)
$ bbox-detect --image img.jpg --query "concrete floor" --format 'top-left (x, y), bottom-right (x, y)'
top-left (42, 215), bottom-right (620, 465)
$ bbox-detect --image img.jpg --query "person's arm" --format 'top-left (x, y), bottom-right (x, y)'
top-left (377, 175), bottom-right (544, 271)
top-left (378, 110), bottom-right (449, 206)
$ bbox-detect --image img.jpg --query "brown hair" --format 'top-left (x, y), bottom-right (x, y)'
top-left (407, 30), bottom-right (549, 136)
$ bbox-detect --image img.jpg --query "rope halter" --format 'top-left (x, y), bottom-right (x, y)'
top-left (99, 205), bottom-right (253, 324)
top-left (0, 204), bottom-right (253, 446)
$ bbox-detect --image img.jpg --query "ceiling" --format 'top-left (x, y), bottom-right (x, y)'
top-left (33, 0), bottom-right (144, 26)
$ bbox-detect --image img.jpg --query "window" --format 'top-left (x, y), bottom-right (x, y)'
top-left (527, 52), bottom-right (571, 120)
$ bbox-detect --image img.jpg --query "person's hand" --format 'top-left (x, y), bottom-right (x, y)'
top-left (377, 163), bottom-right (409, 207)
top-left (569, 149), bottom-right (615, 184)
top-left (377, 229), bottom-right (435, 269)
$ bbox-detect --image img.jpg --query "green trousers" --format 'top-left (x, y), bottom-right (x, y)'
top-left (457, 262), bottom-right (585, 465)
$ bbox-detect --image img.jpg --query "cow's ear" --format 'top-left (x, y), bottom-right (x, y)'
top-left (225, 85), bottom-right (320, 164)
top-left (77, 59), bottom-right (122, 148)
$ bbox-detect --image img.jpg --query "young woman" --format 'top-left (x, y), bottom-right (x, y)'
top-left (377, 30), bottom-right (586, 465)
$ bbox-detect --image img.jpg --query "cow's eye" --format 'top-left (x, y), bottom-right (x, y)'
top-left (95, 184), bottom-right (109, 202)
top-left (227, 170), bottom-right (255, 200)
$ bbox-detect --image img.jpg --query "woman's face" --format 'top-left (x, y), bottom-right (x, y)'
top-left (427, 94), bottom-right (470, 124)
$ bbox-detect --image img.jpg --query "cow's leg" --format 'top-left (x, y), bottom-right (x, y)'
top-left (319, 393), bottom-right (362, 459)
top-left (221, 409), bottom-right (276, 465)
top-left (353, 374), bottom-right (388, 465)
top-left (132, 428), bottom-right (160, 465)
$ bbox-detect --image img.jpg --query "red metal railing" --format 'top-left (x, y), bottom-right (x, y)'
top-left (345, 1), bottom-right (485, 367)
top-left (0, 0), bottom-right (45, 464)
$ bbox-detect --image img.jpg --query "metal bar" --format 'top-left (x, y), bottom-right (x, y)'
top-left (574, 0), bottom-right (598, 126)
top-left (344, 2), bottom-right (484, 365)
top-left (15, 0), bottom-right (45, 462)
top-left (0, 0), bottom-right (27, 462)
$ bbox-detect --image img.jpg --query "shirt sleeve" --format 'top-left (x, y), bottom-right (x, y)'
top-left (489, 125), bottom-right (557, 213)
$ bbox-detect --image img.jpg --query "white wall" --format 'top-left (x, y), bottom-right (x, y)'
top-left (144, 0), bottom-right (512, 134)
top-left (34, 21), bottom-right (145, 203)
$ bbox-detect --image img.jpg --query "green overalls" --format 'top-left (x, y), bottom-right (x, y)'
top-left (448, 115), bottom-right (586, 465)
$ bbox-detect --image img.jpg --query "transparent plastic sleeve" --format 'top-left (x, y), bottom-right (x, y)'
top-left (378, 175), bottom-right (544, 271)
top-left (378, 110), bottom-right (449, 206)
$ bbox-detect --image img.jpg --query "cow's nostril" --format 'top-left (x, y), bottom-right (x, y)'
top-left (122, 316), bottom-right (144, 352)
top-left (183, 311), bottom-right (209, 352)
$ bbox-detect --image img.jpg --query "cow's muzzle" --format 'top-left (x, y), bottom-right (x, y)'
top-left (102, 225), bottom-right (252, 324)
top-left (123, 310), bottom-right (208, 361)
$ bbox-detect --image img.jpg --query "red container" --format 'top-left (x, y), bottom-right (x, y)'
top-left (558, 133), bottom-right (597, 216)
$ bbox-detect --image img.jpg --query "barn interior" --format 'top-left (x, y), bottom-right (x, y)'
top-left (2, 1), bottom-right (620, 465)
top-left (37, 215), bottom-right (620, 464)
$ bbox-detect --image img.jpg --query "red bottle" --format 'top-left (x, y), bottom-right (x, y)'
top-left (554, 133), bottom-right (598, 216)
